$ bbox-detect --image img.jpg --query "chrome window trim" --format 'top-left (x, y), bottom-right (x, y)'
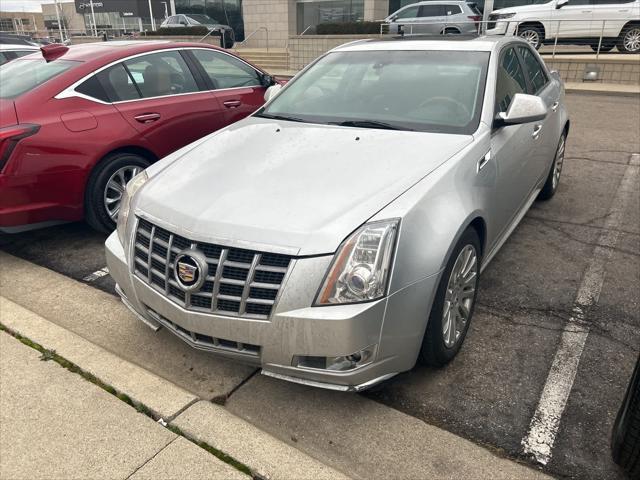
top-left (54, 46), bottom-right (264, 105)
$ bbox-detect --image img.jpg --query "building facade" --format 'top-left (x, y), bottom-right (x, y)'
top-left (0, 11), bottom-right (45, 34)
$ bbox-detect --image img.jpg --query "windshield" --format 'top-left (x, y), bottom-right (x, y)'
top-left (0, 58), bottom-right (78, 99)
top-left (257, 50), bottom-right (489, 135)
top-left (188, 14), bottom-right (218, 24)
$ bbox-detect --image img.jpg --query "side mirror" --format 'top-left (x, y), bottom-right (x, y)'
top-left (496, 93), bottom-right (548, 126)
top-left (260, 74), bottom-right (275, 88)
top-left (264, 84), bottom-right (282, 102)
top-left (549, 70), bottom-right (561, 82)
top-left (556, 0), bottom-right (569, 9)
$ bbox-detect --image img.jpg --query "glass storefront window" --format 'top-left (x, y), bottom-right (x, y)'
top-left (296, 0), bottom-right (365, 34)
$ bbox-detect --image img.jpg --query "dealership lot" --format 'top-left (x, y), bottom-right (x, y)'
top-left (1, 92), bottom-right (638, 479)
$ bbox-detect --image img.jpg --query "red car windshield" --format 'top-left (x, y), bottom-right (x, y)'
top-left (0, 58), bottom-right (79, 99)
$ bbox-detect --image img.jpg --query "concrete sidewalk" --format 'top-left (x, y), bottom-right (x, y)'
top-left (0, 331), bottom-right (246, 480)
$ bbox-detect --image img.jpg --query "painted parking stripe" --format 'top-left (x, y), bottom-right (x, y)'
top-left (521, 158), bottom-right (640, 465)
top-left (83, 267), bottom-right (109, 282)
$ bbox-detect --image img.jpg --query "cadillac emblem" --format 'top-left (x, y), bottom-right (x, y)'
top-left (174, 249), bottom-right (208, 292)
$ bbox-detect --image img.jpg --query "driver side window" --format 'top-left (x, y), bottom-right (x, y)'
top-left (191, 49), bottom-right (261, 89)
top-left (495, 47), bottom-right (527, 113)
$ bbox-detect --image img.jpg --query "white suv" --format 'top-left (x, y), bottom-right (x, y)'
top-left (486, 0), bottom-right (640, 53)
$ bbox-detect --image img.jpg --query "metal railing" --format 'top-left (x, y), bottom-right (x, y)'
top-left (379, 18), bottom-right (640, 58)
top-left (235, 26), bottom-right (269, 51)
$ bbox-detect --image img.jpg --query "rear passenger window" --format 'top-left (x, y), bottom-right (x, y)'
top-left (76, 73), bottom-right (112, 102)
top-left (419, 5), bottom-right (444, 17)
top-left (496, 47), bottom-right (527, 112)
top-left (517, 46), bottom-right (548, 93)
top-left (192, 49), bottom-right (261, 89)
top-left (0, 52), bottom-right (9, 66)
top-left (124, 51), bottom-right (199, 98)
top-left (444, 5), bottom-right (462, 15)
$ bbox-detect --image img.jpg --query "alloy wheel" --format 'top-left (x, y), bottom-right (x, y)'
top-left (552, 134), bottom-right (565, 191)
top-left (103, 165), bottom-right (142, 221)
top-left (442, 245), bottom-right (478, 348)
top-left (520, 30), bottom-right (540, 49)
top-left (624, 28), bottom-right (640, 53)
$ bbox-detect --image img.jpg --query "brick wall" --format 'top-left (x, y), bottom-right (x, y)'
top-left (544, 57), bottom-right (640, 85)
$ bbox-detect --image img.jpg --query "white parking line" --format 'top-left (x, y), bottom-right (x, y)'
top-left (83, 267), bottom-right (109, 282)
top-left (521, 159), bottom-right (639, 465)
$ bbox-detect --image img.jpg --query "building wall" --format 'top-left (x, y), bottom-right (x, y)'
top-left (288, 34), bottom-right (376, 69)
top-left (364, 0), bottom-right (389, 21)
top-left (241, 0), bottom-right (295, 48)
top-left (0, 11), bottom-right (45, 33)
top-left (42, 2), bottom-right (87, 35)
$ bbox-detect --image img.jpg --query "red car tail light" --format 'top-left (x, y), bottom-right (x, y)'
top-left (0, 124), bottom-right (40, 172)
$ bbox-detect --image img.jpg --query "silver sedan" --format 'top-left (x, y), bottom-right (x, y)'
top-left (106, 36), bottom-right (569, 391)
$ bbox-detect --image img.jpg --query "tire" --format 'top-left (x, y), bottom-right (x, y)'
top-left (538, 131), bottom-right (566, 201)
top-left (612, 356), bottom-right (640, 479)
top-left (419, 228), bottom-right (481, 367)
top-left (617, 24), bottom-right (640, 53)
top-left (518, 25), bottom-right (544, 50)
top-left (590, 42), bottom-right (615, 53)
top-left (85, 152), bottom-right (150, 233)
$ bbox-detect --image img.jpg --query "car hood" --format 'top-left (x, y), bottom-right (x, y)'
top-left (137, 117), bottom-right (472, 255)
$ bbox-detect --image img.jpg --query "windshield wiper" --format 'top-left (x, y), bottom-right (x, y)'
top-left (255, 112), bottom-right (307, 123)
top-left (329, 120), bottom-right (410, 131)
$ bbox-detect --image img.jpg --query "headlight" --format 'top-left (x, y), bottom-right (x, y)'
top-left (493, 13), bottom-right (516, 20)
top-left (116, 171), bottom-right (148, 245)
top-left (315, 219), bottom-right (399, 305)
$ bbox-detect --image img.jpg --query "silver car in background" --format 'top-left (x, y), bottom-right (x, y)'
top-left (384, 1), bottom-right (482, 35)
top-left (106, 36), bottom-right (569, 391)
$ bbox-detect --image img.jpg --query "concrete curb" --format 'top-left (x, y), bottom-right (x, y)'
top-left (172, 400), bottom-right (350, 480)
top-left (0, 296), bottom-right (198, 421)
top-left (564, 82), bottom-right (640, 96)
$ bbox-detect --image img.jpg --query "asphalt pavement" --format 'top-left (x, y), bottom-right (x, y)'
top-left (1, 92), bottom-right (638, 479)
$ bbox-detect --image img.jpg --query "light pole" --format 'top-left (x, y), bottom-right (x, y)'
top-left (89, 0), bottom-right (98, 36)
top-left (53, 0), bottom-right (64, 42)
top-left (147, 0), bottom-right (156, 31)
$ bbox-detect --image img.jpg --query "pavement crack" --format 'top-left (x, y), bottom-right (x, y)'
top-left (125, 436), bottom-right (179, 479)
top-left (212, 368), bottom-right (260, 405)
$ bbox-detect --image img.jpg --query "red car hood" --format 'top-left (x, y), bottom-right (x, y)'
top-left (0, 100), bottom-right (17, 127)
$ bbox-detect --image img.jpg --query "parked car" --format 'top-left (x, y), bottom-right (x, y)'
top-left (0, 41), bottom-right (274, 233)
top-left (160, 14), bottom-right (235, 48)
top-left (0, 44), bottom-right (39, 66)
top-left (486, 0), bottom-right (640, 53)
top-left (612, 355), bottom-right (640, 479)
top-left (0, 34), bottom-right (38, 46)
top-left (106, 36), bottom-right (569, 392)
top-left (384, 1), bottom-right (483, 35)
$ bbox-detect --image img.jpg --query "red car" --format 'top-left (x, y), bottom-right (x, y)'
top-left (0, 41), bottom-right (273, 233)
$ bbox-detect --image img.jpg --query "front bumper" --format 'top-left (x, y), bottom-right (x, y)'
top-left (106, 231), bottom-right (437, 391)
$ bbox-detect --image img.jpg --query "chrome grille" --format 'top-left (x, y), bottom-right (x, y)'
top-left (133, 218), bottom-right (291, 319)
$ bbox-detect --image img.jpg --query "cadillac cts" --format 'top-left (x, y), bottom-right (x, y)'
top-left (106, 36), bottom-right (569, 391)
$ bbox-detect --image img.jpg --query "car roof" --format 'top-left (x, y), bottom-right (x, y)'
top-left (400, 0), bottom-right (471, 4)
top-left (333, 35), bottom-right (518, 53)
top-left (0, 44), bottom-right (40, 51)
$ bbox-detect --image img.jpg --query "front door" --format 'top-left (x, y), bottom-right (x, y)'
top-left (490, 46), bottom-right (539, 236)
top-left (187, 48), bottom-right (267, 125)
top-left (552, 0), bottom-right (594, 39)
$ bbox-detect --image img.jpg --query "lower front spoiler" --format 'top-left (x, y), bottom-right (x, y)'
top-left (261, 369), bottom-right (398, 392)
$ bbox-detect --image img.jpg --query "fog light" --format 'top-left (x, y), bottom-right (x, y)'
top-left (294, 345), bottom-right (377, 372)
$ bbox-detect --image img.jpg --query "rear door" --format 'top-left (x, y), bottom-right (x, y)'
top-left (552, 0), bottom-right (594, 39)
top-left (109, 49), bottom-right (227, 159)
top-left (416, 5), bottom-right (447, 34)
top-left (590, 0), bottom-right (636, 38)
top-left (186, 48), bottom-right (267, 125)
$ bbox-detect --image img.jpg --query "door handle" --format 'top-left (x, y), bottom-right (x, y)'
top-left (581, 10), bottom-right (592, 12)
top-left (477, 151), bottom-right (491, 172)
top-left (551, 101), bottom-right (559, 112)
top-left (134, 113), bottom-right (161, 123)
top-left (223, 100), bottom-right (241, 108)
top-left (618, 9), bottom-right (629, 12)
top-left (532, 124), bottom-right (543, 139)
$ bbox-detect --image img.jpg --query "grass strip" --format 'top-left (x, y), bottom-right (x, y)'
top-left (0, 323), bottom-right (256, 478)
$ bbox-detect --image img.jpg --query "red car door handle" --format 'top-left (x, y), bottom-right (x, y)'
top-left (134, 113), bottom-right (161, 123)
top-left (224, 100), bottom-right (241, 108)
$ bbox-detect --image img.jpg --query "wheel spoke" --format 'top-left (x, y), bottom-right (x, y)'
top-left (107, 180), bottom-right (124, 194)
top-left (460, 287), bottom-right (475, 300)
top-left (463, 270), bottom-right (477, 287)
top-left (458, 302), bottom-right (470, 321)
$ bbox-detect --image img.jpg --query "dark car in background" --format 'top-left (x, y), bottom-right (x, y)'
top-left (612, 355), bottom-right (640, 479)
top-left (0, 41), bottom-right (273, 234)
top-left (160, 14), bottom-right (235, 48)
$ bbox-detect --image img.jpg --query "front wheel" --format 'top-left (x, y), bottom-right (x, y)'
top-left (419, 228), bottom-right (481, 367)
top-left (85, 153), bottom-right (150, 233)
top-left (538, 132), bottom-right (566, 201)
